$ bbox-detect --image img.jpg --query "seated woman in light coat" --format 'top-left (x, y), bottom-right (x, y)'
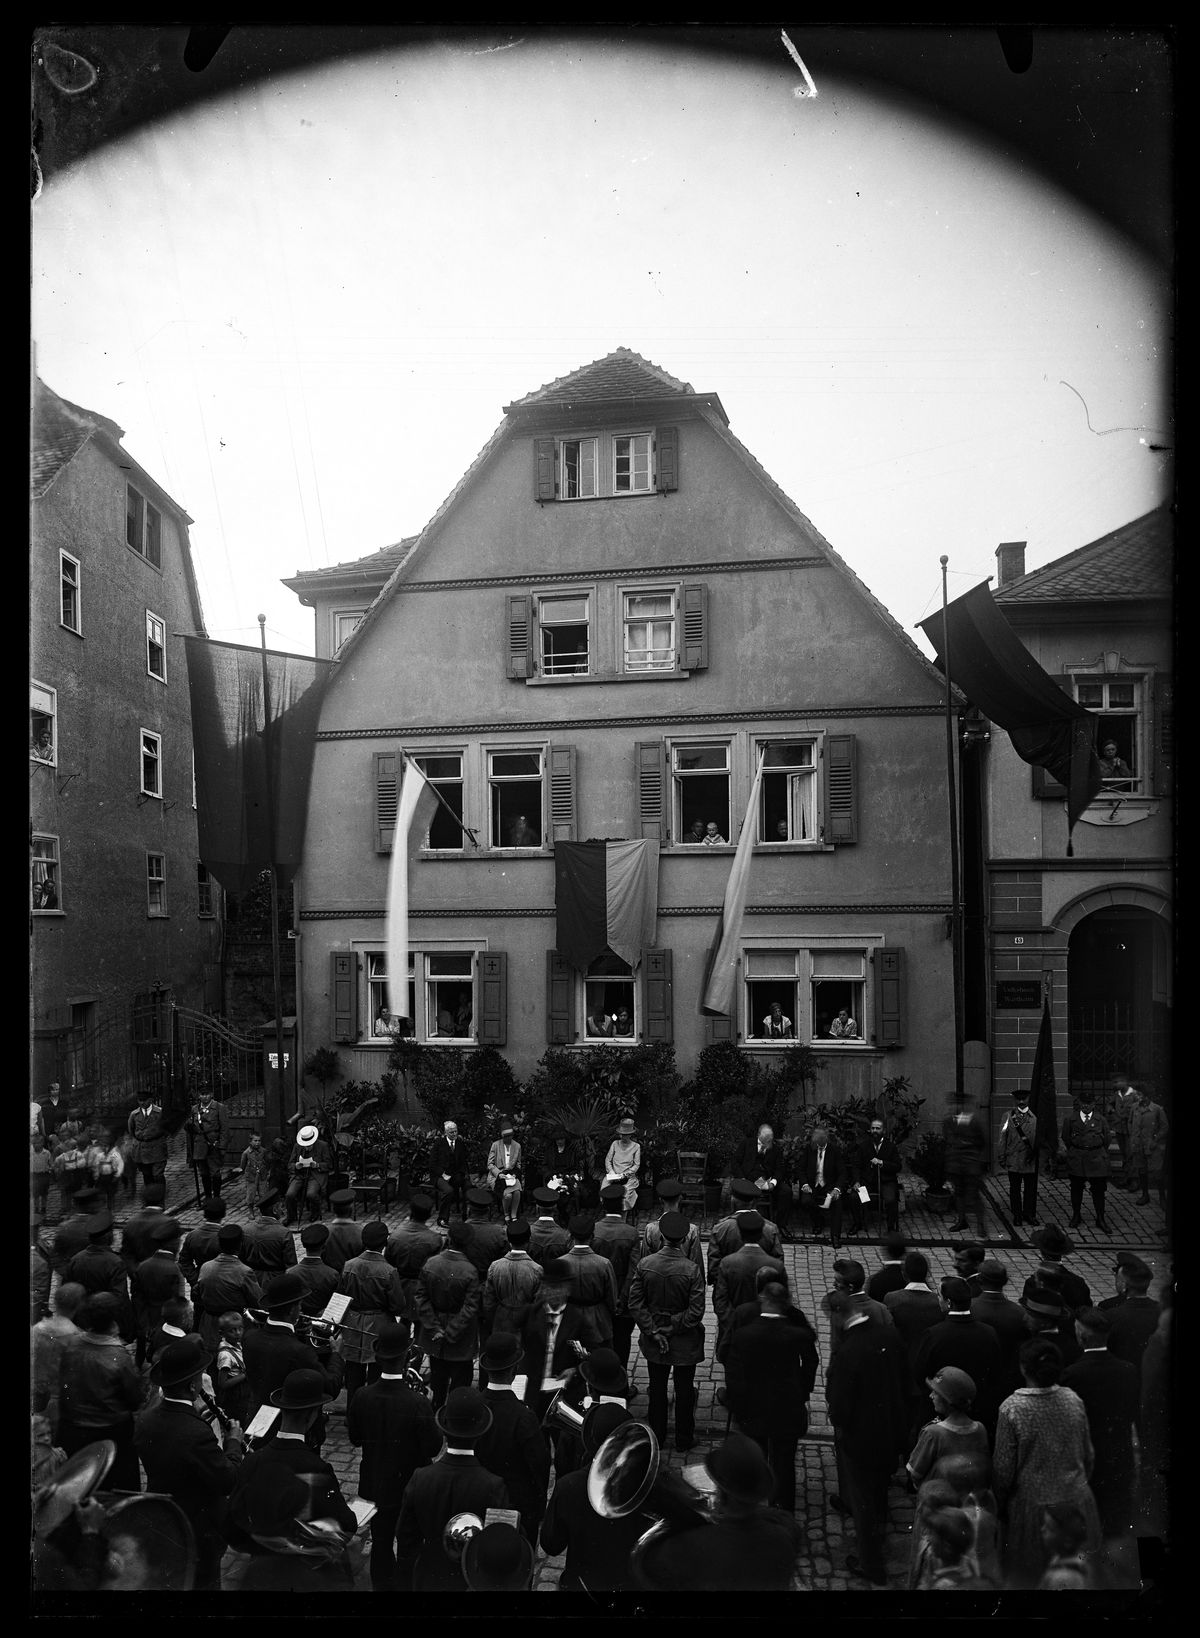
top-left (487, 1122), bottom-right (524, 1222)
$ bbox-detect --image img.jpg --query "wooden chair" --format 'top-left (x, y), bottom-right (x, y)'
top-left (677, 1150), bottom-right (708, 1228)
top-left (349, 1135), bottom-right (397, 1220)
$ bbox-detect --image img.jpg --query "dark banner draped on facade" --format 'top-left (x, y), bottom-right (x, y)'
top-left (184, 637), bottom-right (335, 896)
top-left (919, 583), bottom-right (1104, 848)
top-left (554, 840), bottom-right (659, 974)
top-left (1030, 995), bottom-right (1059, 1157)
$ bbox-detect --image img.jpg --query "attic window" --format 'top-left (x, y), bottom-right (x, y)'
top-left (126, 484), bottom-right (162, 569)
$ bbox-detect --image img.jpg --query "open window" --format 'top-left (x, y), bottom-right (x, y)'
top-left (1075, 676), bottom-right (1143, 792)
top-left (414, 753), bottom-right (465, 850)
top-left (427, 953), bottom-right (475, 1040)
top-left (811, 951), bottom-right (866, 1042)
top-left (671, 741), bottom-right (731, 843)
top-left (583, 950), bottom-right (638, 1041)
top-left (537, 593), bottom-right (590, 676)
top-left (31, 682), bottom-right (57, 765)
top-left (366, 949), bottom-right (415, 1039)
top-left (758, 739), bottom-right (817, 842)
top-left (141, 730), bottom-right (162, 798)
top-left (146, 611), bottom-right (166, 681)
top-left (32, 834), bottom-right (60, 912)
top-left (488, 749), bottom-right (544, 848)
top-left (61, 552), bottom-right (81, 634)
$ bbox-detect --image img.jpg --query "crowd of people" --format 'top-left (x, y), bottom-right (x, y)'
top-left (30, 1090), bottom-right (1170, 1598)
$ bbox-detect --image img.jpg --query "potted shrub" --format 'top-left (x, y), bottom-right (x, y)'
top-left (909, 1129), bottom-right (953, 1211)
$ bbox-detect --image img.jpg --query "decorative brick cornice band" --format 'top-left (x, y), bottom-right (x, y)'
top-left (398, 556), bottom-right (829, 593)
top-left (318, 704), bottom-right (945, 742)
top-left (299, 902), bottom-right (952, 921)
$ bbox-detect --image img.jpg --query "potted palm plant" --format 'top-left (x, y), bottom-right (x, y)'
top-left (909, 1129), bottom-right (953, 1212)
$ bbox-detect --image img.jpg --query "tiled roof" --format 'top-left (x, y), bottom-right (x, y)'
top-left (995, 508), bottom-right (1174, 604)
top-left (504, 347), bottom-right (695, 410)
top-left (285, 537), bottom-right (419, 588)
top-left (31, 378), bottom-right (124, 497)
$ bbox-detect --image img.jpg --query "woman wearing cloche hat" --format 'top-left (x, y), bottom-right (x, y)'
top-left (603, 1116), bottom-right (641, 1220)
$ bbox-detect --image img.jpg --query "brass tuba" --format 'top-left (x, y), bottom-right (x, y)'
top-left (586, 1420), bottom-right (712, 1589)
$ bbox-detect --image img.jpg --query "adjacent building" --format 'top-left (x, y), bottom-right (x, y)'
top-left (286, 349), bottom-right (960, 1107)
top-left (30, 378), bottom-right (222, 1102)
top-left (986, 509), bottom-right (1173, 1131)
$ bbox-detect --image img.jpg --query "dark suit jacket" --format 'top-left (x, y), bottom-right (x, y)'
top-left (464, 1219), bottom-right (510, 1281)
top-left (866, 1262), bottom-right (906, 1304)
top-left (912, 1316), bottom-right (1004, 1423)
top-left (429, 1137), bottom-right (469, 1187)
top-left (321, 1219), bottom-right (364, 1277)
top-left (1023, 1261), bottom-right (1092, 1316)
top-left (134, 1397), bottom-right (240, 1550)
top-left (395, 1453), bottom-right (509, 1591)
top-left (725, 1311), bottom-right (819, 1438)
top-left (415, 1248), bottom-right (481, 1360)
top-left (528, 1216), bottom-right (572, 1271)
top-left (1106, 1297), bottom-right (1161, 1377)
top-left (591, 1216), bottom-right (640, 1306)
top-left (733, 1137), bottom-right (788, 1184)
top-left (521, 1302), bottom-right (587, 1412)
top-left (539, 1465), bottom-right (656, 1592)
top-left (242, 1217), bottom-right (299, 1274)
top-left (345, 1376), bottom-right (441, 1507)
top-left (474, 1386), bottom-right (552, 1531)
top-left (713, 1245), bottom-right (786, 1329)
top-left (229, 1436), bottom-right (357, 1538)
top-left (826, 1318), bottom-right (910, 1465)
top-left (884, 1287), bottom-right (944, 1361)
top-left (242, 1320), bottom-right (345, 1423)
top-left (851, 1136), bottom-right (902, 1190)
top-left (1061, 1349), bottom-right (1138, 1526)
top-left (799, 1141), bottom-right (850, 1194)
top-left (970, 1291), bottom-right (1030, 1394)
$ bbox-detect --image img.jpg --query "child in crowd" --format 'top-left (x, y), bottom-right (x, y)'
top-left (237, 1132), bottom-right (266, 1204)
top-left (215, 1310), bottom-right (254, 1429)
top-left (924, 1507), bottom-right (994, 1589)
top-left (30, 1133), bottom-right (53, 1220)
top-left (52, 1130), bottom-right (90, 1218)
top-left (1037, 1501), bottom-right (1096, 1589)
top-left (87, 1126), bottom-right (125, 1211)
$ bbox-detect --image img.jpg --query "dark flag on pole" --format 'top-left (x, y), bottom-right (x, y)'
top-left (183, 637), bottom-right (335, 896)
top-left (1030, 995), bottom-right (1059, 1159)
top-left (918, 582), bottom-right (1105, 853)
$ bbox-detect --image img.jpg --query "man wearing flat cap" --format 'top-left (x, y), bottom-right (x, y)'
top-left (243, 1270), bottom-right (346, 1447)
top-left (565, 1213), bottom-right (619, 1347)
top-left (285, 1124), bottom-right (332, 1228)
top-left (336, 1218), bottom-right (407, 1409)
top-left (634, 1433), bottom-right (800, 1591)
top-left (322, 1189), bottom-right (364, 1276)
top-left (970, 1259), bottom-right (1028, 1397)
top-left (395, 1386), bottom-right (510, 1591)
top-left (126, 1091), bottom-right (168, 1194)
top-left (228, 1368), bottom-right (358, 1586)
top-left (242, 1189), bottom-right (300, 1276)
top-left (631, 1179), bottom-right (705, 1278)
top-left (346, 1323), bottom-right (441, 1590)
top-left (481, 1220), bottom-right (543, 1369)
top-left (713, 1210), bottom-right (785, 1365)
top-left (180, 1196), bottom-right (228, 1298)
top-left (194, 1223), bottom-right (262, 1352)
top-left (628, 1211), bottom-right (706, 1452)
top-left (295, 1222), bottom-right (340, 1319)
top-left (474, 1331), bottom-right (552, 1541)
top-left (528, 1186), bottom-right (571, 1271)
top-left (1100, 1256), bottom-right (1160, 1384)
top-left (131, 1214), bottom-right (186, 1358)
top-left (416, 1220), bottom-right (482, 1409)
top-left (386, 1193), bottom-right (446, 1312)
top-left (185, 1085), bottom-right (229, 1203)
top-left (706, 1179), bottom-right (783, 1287)
top-left (135, 1335), bottom-right (245, 1589)
top-left (64, 1210), bottom-right (136, 1343)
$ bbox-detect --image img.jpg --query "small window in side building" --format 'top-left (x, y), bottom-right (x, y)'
top-left (31, 682), bottom-right (57, 764)
top-left (32, 834), bottom-right (61, 912)
top-left (147, 853), bottom-right (166, 916)
top-left (147, 611), bottom-right (166, 681)
top-left (61, 552), bottom-right (81, 633)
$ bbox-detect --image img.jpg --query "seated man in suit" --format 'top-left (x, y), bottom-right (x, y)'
top-left (429, 1121), bottom-right (469, 1225)
top-left (849, 1118), bottom-right (902, 1234)
top-left (797, 1125), bottom-right (849, 1247)
top-left (732, 1125), bottom-right (794, 1240)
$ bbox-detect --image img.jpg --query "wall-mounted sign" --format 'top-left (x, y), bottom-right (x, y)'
top-left (996, 980), bottom-right (1043, 1010)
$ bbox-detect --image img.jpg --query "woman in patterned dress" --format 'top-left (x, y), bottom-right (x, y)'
top-left (603, 1116), bottom-right (641, 1219)
top-left (993, 1337), bottom-right (1102, 1587)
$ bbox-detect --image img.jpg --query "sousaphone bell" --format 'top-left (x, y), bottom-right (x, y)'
top-left (586, 1420), bottom-right (712, 1589)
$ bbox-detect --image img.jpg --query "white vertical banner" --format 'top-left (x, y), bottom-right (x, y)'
top-left (385, 757), bottom-right (439, 1023)
top-left (701, 751), bottom-right (766, 1016)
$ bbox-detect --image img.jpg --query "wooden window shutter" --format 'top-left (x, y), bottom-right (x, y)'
top-left (872, 947), bottom-right (906, 1048)
top-left (823, 734), bottom-right (858, 843)
top-left (635, 740), bottom-right (667, 841)
top-left (477, 952), bottom-right (508, 1046)
top-left (705, 1013), bottom-right (735, 1044)
top-left (549, 744), bottom-right (577, 842)
top-left (507, 594), bottom-right (533, 679)
top-left (681, 584), bottom-right (709, 671)
top-left (375, 751), bottom-right (399, 853)
top-left (642, 948), bottom-right (674, 1043)
top-left (1152, 672), bottom-right (1173, 795)
top-left (655, 425), bottom-right (679, 493)
top-left (534, 437), bottom-right (556, 502)
top-left (546, 950), bottom-right (573, 1044)
top-left (331, 952), bottom-right (359, 1043)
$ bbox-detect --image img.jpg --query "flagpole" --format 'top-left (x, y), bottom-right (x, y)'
top-left (259, 614), bottom-right (288, 1144)
top-left (401, 753), bottom-right (479, 848)
top-left (939, 559), bottom-right (966, 1110)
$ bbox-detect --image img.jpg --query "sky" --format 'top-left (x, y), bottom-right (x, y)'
top-left (32, 33), bottom-right (1173, 661)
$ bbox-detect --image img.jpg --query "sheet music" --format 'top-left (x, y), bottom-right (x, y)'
top-left (541, 1373), bottom-right (566, 1394)
top-left (349, 1497), bottom-right (378, 1528)
top-left (511, 1374), bottom-right (528, 1401)
top-left (321, 1292), bottom-right (353, 1324)
top-left (244, 1404), bottom-right (279, 1441)
top-left (856, 1184), bottom-right (871, 1203)
top-left (484, 1508), bottom-right (521, 1530)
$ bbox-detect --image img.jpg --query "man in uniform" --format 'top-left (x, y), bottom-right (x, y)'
top-left (118, 1181), bottom-right (167, 1280)
top-left (294, 1222), bottom-right (340, 1320)
top-left (481, 1219), bottom-right (543, 1358)
top-left (126, 1092), bottom-right (169, 1194)
top-left (194, 1222), bottom-right (262, 1352)
top-left (628, 1210), bottom-right (706, 1453)
top-left (243, 1189), bottom-right (299, 1277)
top-left (242, 1270), bottom-right (345, 1448)
top-left (394, 1387), bottom-right (509, 1591)
top-left (135, 1334), bottom-right (246, 1590)
top-left (997, 1088), bottom-right (1041, 1228)
top-left (322, 1189), bottom-right (364, 1276)
top-left (131, 1215), bottom-right (187, 1361)
top-left (415, 1218), bottom-right (481, 1409)
top-left (1061, 1093), bottom-right (1112, 1233)
top-left (346, 1323), bottom-right (441, 1590)
top-left (707, 1179), bottom-right (783, 1287)
top-left (285, 1123), bottom-right (332, 1227)
top-left (464, 1186), bottom-right (509, 1281)
top-left (180, 1197), bottom-right (227, 1297)
top-left (185, 1086), bottom-right (228, 1202)
top-left (336, 1217), bottom-right (407, 1408)
top-left (565, 1213), bottom-right (619, 1348)
top-left (528, 1185), bottom-right (571, 1271)
top-left (65, 1210), bottom-right (135, 1344)
top-left (385, 1192), bottom-right (444, 1314)
top-left (591, 1182), bottom-right (641, 1369)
